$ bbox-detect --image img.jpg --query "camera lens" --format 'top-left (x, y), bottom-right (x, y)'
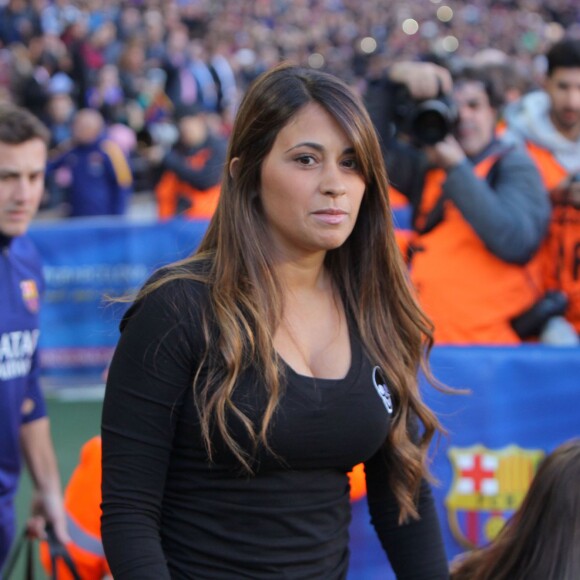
top-left (411, 109), bottom-right (450, 146)
top-left (408, 98), bottom-right (458, 146)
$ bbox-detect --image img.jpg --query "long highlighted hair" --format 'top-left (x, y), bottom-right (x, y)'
top-left (140, 62), bottom-right (444, 522)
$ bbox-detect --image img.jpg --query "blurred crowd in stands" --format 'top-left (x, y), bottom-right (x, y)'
top-left (0, 0), bottom-right (578, 209)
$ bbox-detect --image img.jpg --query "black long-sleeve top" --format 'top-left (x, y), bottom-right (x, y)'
top-left (101, 272), bottom-right (449, 579)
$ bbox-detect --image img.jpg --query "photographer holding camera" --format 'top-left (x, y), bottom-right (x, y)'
top-left (504, 37), bottom-right (580, 343)
top-left (375, 61), bottom-right (551, 344)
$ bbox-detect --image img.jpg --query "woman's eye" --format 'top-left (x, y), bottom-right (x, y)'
top-left (342, 158), bottom-right (359, 170)
top-left (295, 155), bottom-right (316, 166)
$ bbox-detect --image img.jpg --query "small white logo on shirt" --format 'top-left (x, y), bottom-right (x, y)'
top-left (372, 366), bottom-right (393, 414)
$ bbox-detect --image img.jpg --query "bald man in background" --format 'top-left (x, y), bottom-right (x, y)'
top-left (48, 109), bottom-right (134, 217)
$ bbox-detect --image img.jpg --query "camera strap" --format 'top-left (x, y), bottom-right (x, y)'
top-left (1, 528), bottom-right (34, 580)
top-left (46, 524), bottom-right (82, 580)
top-left (1, 526), bottom-right (82, 580)
top-left (413, 168), bottom-right (447, 235)
top-left (417, 193), bottom-right (446, 235)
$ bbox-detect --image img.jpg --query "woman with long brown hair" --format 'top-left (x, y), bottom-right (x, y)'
top-left (101, 62), bottom-right (449, 578)
top-left (451, 438), bottom-right (580, 580)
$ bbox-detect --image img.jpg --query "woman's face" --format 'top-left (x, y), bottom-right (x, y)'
top-left (258, 103), bottom-right (366, 261)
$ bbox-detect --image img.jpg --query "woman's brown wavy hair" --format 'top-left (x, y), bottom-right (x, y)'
top-left (140, 62), bottom-right (444, 522)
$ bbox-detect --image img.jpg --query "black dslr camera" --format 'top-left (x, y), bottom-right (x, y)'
top-left (391, 83), bottom-right (459, 146)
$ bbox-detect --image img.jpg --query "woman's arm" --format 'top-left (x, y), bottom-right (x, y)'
top-left (101, 281), bottom-right (201, 579)
top-left (364, 448), bottom-right (449, 579)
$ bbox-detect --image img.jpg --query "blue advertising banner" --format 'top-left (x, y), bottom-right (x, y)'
top-left (29, 216), bottom-right (208, 378)
top-left (347, 346), bottom-right (580, 579)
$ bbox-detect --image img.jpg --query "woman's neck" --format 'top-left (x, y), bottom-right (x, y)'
top-left (272, 257), bottom-right (349, 380)
top-left (272, 252), bottom-right (329, 294)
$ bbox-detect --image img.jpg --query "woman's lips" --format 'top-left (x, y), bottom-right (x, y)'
top-left (312, 209), bottom-right (348, 225)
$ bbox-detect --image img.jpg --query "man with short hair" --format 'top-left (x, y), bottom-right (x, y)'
top-left (155, 104), bottom-right (226, 220)
top-left (504, 37), bottom-right (580, 340)
top-left (0, 103), bottom-right (68, 569)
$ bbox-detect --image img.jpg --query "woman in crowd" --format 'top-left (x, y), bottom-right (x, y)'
top-left (101, 62), bottom-right (449, 579)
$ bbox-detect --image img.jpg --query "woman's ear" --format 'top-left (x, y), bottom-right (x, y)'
top-left (229, 157), bottom-right (240, 179)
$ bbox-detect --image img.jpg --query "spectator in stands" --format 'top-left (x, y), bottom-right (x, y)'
top-left (155, 103), bottom-right (226, 220)
top-left (48, 108), bottom-right (133, 217)
top-left (101, 62), bottom-right (448, 579)
top-left (162, 25), bottom-right (200, 110)
top-left (117, 38), bottom-right (147, 105)
top-left (15, 42), bottom-right (58, 120)
top-left (44, 80), bottom-right (76, 149)
top-left (471, 49), bottom-right (533, 108)
top-left (142, 9), bottom-right (167, 69)
top-left (379, 61), bottom-right (551, 344)
top-left (43, 87), bottom-right (76, 209)
top-left (40, 0), bottom-right (82, 38)
top-left (207, 39), bottom-right (239, 122)
top-left (0, 0), bottom-right (41, 46)
top-left (92, 20), bottom-right (123, 68)
top-left (504, 37), bottom-right (580, 343)
top-left (60, 15), bottom-right (93, 109)
top-left (451, 437), bottom-right (580, 580)
top-left (86, 64), bottom-right (126, 125)
top-left (0, 103), bottom-right (68, 570)
top-left (188, 39), bottom-right (219, 113)
top-left (136, 67), bottom-right (173, 129)
top-left (115, 4), bottom-right (143, 43)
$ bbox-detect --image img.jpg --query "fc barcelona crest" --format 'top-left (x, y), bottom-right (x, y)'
top-left (445, 444), bottom-right (544, 548)
top-left (20, 279), bottom-right (40, 313)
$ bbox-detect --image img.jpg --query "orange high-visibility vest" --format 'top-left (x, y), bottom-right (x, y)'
top-left (40, 436), bottom-right (109, 580)
top-left (525, 142), bottom-right (580, 332)
top-left (156, 147), bottom-right (221, 220)
top-left (410, 154), bottom-right (543, 344)
top-left (348, 463), bottom-right (367, 501)
top-left (389, 185), bottom-right (410, 211)
top-left (389, 185), bottom-right (416, 259)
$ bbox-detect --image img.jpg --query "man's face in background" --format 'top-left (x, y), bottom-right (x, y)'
top-left (0, 138), bottom-right (47, 238)
top-left (453, 80), bottom-right (497, 157)
top-left (546, 67), bottom-right (580, 141)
